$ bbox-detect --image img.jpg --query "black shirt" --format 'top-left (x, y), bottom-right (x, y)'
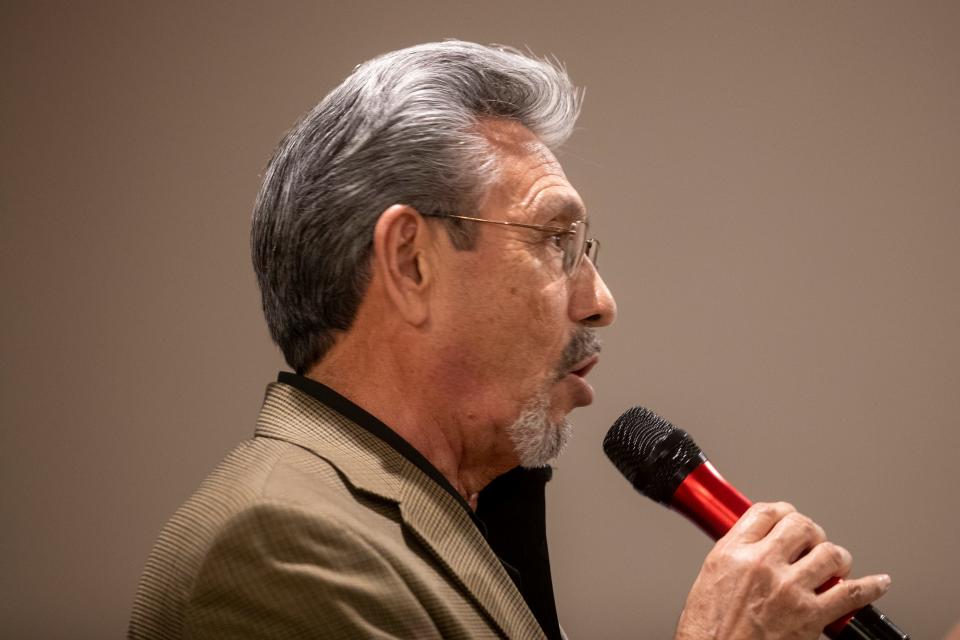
top-left (277, 372), bottom-right (562, 640)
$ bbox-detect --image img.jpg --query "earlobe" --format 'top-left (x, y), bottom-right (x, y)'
top-left (372, 205), bottom-right (431, 326)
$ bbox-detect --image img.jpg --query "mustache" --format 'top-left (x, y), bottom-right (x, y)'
top-left (557, 328), bottom-right (602, 377)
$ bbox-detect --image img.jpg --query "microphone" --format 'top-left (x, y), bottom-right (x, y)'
top-left (603, 406), bottom-right (908, 640)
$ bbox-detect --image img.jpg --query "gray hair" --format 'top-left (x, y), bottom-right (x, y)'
top-left (251, 40), bottom-right (582, 374)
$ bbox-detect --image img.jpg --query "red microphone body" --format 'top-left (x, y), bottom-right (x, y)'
top-left (671, 459), bottom-right (750, 539)
top-left (603, 406), bottom-right (908, 640)
top-left (673, 460), bottom-right (855, 635)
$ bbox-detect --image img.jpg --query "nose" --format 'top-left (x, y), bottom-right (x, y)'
top-left (570, 259), bottom-right (617, 327)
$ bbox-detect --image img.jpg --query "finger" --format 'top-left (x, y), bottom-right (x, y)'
top-left (945, 621), bottom-right (960, 640)
top-left (764, 511), bottom-right (827, 562)
top-left (818, 574), bottom-right (892, 624)
top-left (727, 502), bottom-right (796, 543)
top-left (791, 542), bottom-right (852, 589)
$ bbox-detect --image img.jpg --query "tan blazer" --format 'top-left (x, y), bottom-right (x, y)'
top-left (130, 382), bottom-right (546, 639)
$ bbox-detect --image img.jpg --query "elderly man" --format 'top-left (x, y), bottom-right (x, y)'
top-left (130, 41), bottom-right (889, 639)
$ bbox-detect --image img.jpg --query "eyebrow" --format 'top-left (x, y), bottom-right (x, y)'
top-left (534, 194), bottom-right (587, 225)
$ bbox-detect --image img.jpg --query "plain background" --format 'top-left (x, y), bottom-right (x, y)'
top-left (2, 1), bottom-right (958, 638)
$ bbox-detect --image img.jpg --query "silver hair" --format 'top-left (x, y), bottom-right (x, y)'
top-left (251, 40), bottom-right (582, 373)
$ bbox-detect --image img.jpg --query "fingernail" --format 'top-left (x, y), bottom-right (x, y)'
top-left (879, 574), bottom-right (892, 589)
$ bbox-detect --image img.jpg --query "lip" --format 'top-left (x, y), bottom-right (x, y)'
top-left (568, 353), bottom-right (600, 378)
top-left (563, 354), bottom-right (599, 406)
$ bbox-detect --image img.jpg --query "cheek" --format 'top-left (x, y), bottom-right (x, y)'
top-left (500, 283), bottom-right (570, 363)
top-left (528, 279), bottom-right (570, 329)
top-left (452, 257), bottom-right (571, 371)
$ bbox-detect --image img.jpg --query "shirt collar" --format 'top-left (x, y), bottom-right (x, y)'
top-left (276, 371), bottom-right (484, 531)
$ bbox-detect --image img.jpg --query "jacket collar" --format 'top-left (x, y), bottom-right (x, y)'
top-left (254, 381), bottom-right (545, 640)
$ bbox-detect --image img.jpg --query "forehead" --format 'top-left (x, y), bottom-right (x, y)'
top-left (476, 119), bottom-right (586, 223)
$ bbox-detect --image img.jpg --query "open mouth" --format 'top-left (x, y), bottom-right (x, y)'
top-left (569, 354), bottom-right (599, 378)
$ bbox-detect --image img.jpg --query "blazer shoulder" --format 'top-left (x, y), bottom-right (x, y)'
top-left (130, 436), bottom-right (391, 640)
top-left (183, 500), bottom-right (496, 639)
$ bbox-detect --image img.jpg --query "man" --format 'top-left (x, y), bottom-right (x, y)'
top-left (130, 41), bottom-right (890, 639)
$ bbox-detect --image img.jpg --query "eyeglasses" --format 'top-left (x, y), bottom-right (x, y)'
top-left (422, 212), bottom-right (600, 275)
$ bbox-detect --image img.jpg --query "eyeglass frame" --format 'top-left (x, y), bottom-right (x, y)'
top-left (420, 212), bottom-right (600, 275)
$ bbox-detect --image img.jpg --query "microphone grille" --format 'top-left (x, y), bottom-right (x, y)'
top-left (603, 406), bottom-right (706, 503)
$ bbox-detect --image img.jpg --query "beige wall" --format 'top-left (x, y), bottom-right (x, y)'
top-left (2, 2), bottom-right (958, 638)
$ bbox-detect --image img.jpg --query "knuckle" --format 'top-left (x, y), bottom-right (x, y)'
top-left (785, 512), bottom-right (815, 534)
top-left (786, 511), bottom-right (810, 526)
top-left (820, 543), bottom-right (850, 572)
top-left (827, 543), bottom-right (845, 566)
top-left (846, 580), bottom-right (864, 602)
top-left (813, 522), bottom-right (827, 542)
top-left (750, 502), bottom-right (776, 518)
top-left (751, 501), bottom-right (794, 520)
top-left (836, 545), bottom-right (852, 568)
top-left (777, 501), bottom-right (797, 513)
top-left (729, 546), bottom-right (771, 576)
top-left (725, 545), bottom-right (753, 568)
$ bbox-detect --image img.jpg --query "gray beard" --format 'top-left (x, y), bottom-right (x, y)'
top-left (506, 392), bottom-right (572, 468)
top-left (506, 327), bottom-right (598, 467)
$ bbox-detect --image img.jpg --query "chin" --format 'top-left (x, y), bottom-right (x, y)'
top-left (506, 393), bottom-right (573, 468)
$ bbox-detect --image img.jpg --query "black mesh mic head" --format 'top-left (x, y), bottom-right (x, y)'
top-left (603, 406), bottom-right (707, 504)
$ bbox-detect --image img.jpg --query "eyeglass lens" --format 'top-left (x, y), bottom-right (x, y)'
top-left (563, 222), bottom-right (599, 274)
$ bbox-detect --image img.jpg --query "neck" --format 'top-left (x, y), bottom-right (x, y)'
top-left (305, 320), bottom-right (514, 508)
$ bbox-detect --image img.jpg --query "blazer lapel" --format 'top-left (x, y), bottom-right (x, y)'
top-left (254, 382), bottom-right (546, 639)
top-left (397, 477), bottom-right (546, 640)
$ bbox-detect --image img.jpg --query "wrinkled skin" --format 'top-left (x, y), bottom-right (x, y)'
top-left (676, 502), bottom-right (891, 640)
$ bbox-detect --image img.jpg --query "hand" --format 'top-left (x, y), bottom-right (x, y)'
top-left (945, 621), bottom-right (960, 640)
top-left (674, 502), bottom-right (891, 640)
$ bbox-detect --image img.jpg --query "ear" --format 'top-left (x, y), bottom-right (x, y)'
top-left (371, 204), bottom-right (432, 326)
